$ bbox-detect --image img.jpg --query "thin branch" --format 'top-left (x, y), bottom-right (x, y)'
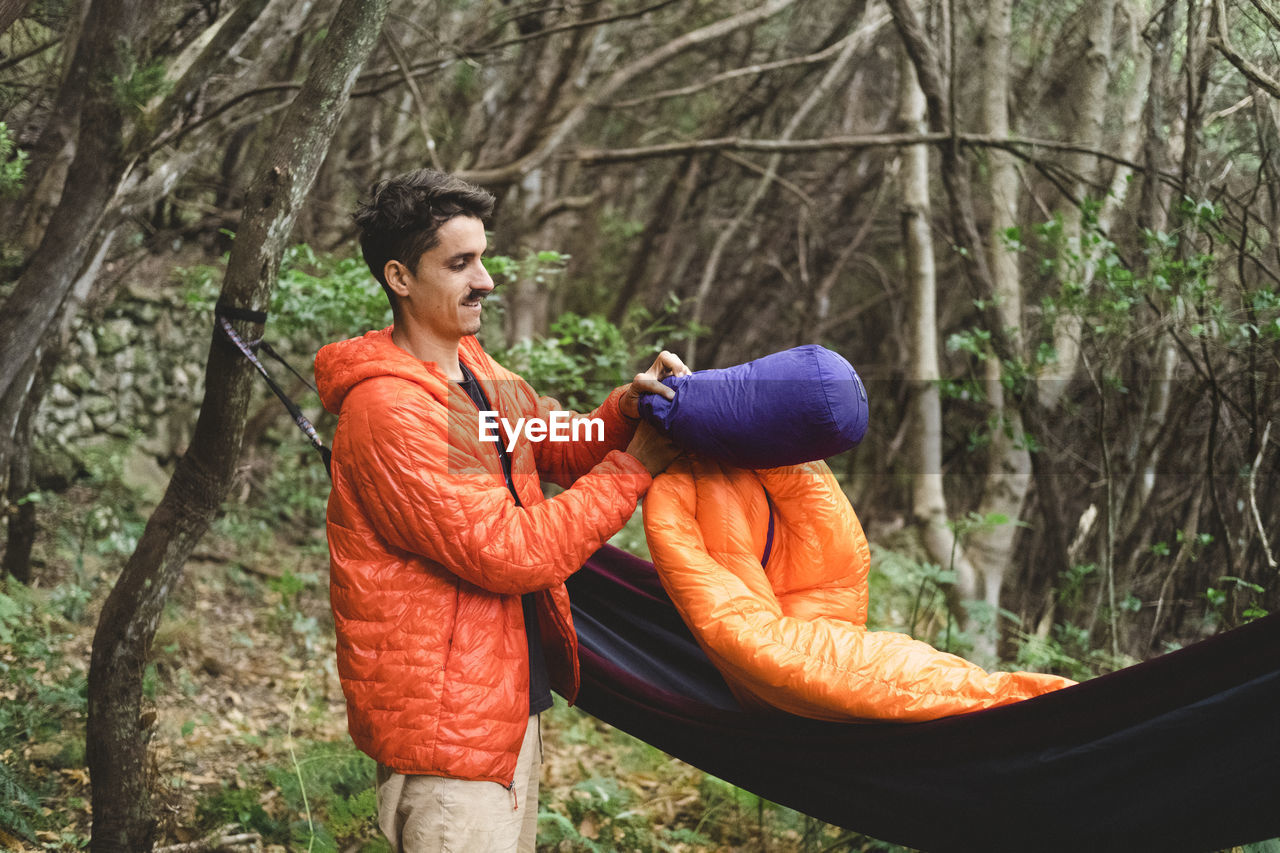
top-left (1246, 0), bottom-right (1280, 32)
top-left (152, 1), bottom-right (682, 156)
top-left (457, 0), bottom-right (798, 185)
top-left (610, 20), bottom-right (886, 108)
top-left (1209, 0), bottom-right (1280, 97)
top-left (1206, 92), bottom-right (1256, 123)
top-left (1250, 421), bottom-right (1278, 569)
top-left (1082, 350), bottom-right (1121, 659)
top-left (574, 131), bottom-right (1155, 174)
top-left (684, 13), bottom-right (861, 367)
top-left (1208, 38), bottom-right (1280, 96)
top-left (0, 36), bottom-right (60, 72)
top-left (382, 28), bottom-right (442, 169)
top-left (479, 0), bottom-right (684, 53)
top-left (154, 828), bottom-right (261, 853)
top-left (719, 150), bottom-right (815, 206)
top-left (140, 0), bottom-right (274, 154)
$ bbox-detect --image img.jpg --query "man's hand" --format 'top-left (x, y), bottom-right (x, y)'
top-left (626, 421), bottom-right (681, 477)
top-left (620, 350), bottom-right (692, 419)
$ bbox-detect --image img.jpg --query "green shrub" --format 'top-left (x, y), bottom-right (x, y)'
top-left (0, 120), bottom-right (26, 195)
top-left (0, 581), bottom-right (89, 841)
top-left (196, 784), bottom-right (284, 837)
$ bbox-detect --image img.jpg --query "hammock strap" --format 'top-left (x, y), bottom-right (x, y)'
top-left (215, 306), bottom-right (332, 476)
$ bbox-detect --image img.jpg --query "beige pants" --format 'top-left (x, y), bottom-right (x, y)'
top-left (376, 715), bottom-right (542, 853)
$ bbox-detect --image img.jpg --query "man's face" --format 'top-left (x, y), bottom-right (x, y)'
top-left (388, 215), bottom-right (494, 345)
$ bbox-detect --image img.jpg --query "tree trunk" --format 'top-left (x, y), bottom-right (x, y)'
top-left (899, 42), bottom-right (981, 613)
top-left (1037, 0), bottom-right (1120, 410)
top-left (0, 0), bottom-right (142, 410)
top-left (85, 1), bottom-right (390, 848)
top-left (1, 224), bottom-right (112, 582)
top-left (957, 0), bottom-right (1028, 662)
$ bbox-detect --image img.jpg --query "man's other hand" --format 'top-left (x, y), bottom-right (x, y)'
top-left (626, 421), bottom-right (681, 477)
top-left (620, 350), bottom-right (692, 419)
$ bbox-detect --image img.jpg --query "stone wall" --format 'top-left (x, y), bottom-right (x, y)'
top-left (35, 278), bottom-right (209, 494)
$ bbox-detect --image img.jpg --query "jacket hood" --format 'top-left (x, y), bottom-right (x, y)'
top-left (316, 327), bottom-right (484, 414)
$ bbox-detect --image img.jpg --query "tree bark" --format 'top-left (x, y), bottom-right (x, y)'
top-left (960, 0), bottom-right (1028, 662)
top-left (899, 42), bottom-right (982, 614)
top-left (883, 0), bottom-right (1003, 358)
top-left (1037, 0), bottom-right (1121, 409)
top-left (85, 0), bottom-right (390, 848)
top-left (1, 224), bottom-right (112, 582)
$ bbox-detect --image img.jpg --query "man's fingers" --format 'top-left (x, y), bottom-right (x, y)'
top-left (633, 373), bottom-right (676, 399)
top-left (649, 350), bottom-right (690, 378)
top-left (658, 350), bottom-right (691, 376)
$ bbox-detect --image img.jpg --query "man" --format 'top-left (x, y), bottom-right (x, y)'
top-left (314, 169), bottom-right (686, 852)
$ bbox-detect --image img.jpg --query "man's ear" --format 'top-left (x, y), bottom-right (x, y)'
top-left (384, 259), bottom-right (412, 297)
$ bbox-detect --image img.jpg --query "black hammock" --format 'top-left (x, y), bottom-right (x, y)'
top-left (568, 545), bottom-right (1280, 853)
top-left (221, 312), bottom-right (1280, 853)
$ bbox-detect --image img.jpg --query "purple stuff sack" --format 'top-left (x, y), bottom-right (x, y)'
top-left (638, 345), bottom-right (868, 469)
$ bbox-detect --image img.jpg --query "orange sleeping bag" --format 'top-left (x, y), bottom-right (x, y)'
top-left (642, 456), bottom-right (1074, 722)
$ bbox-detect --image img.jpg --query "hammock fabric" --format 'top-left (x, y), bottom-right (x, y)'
top-left (567, 545), bottom-right (1280, 852)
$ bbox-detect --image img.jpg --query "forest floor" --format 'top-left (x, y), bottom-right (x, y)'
top-left (1, 481), bottom-right (888, 852)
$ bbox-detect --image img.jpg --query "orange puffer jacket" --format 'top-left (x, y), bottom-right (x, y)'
top-left (316, 329), bottom-right (650, 782)
top-left (644, 456), bottom-right (1074, 722)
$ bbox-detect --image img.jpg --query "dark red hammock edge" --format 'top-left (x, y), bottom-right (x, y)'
top-left (567, 544), bottom-right (1280, 853)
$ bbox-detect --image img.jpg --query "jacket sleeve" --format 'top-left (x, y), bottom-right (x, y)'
top-left (523, 384), bottom-right (640, 489)
top-left (338, 380), bottom-right (651, 595)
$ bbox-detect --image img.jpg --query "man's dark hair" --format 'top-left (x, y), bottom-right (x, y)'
top-left (353, 169), bottom-right (496, 301)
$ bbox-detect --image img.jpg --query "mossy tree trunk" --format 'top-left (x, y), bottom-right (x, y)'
top-left (84, 0), bottom-right (390, 849)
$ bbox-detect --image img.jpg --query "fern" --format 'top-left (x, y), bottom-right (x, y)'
top-left (0, 758), bottom-right (40, 841)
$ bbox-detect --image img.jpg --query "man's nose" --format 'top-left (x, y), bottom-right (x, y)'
top-left (474, 265), bottom-right (496, 292)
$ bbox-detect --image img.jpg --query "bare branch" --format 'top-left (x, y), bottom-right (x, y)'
top-left (685, 19), bottom-right (861, 366)
top-left (1209, 0), bottom-right (1280, 98)
top-left (610, 16), bottom-right (889, 108)
top-left (353, 0), bottom-right (682, 90)
top-left (141, 0), bottom-right (274, 153)
top-left (0, 35), bottom-right (59, 72)
top-left (458, 0), bottom-right (799, 185)
top-left (575, 131), bottom-right (1152, 174)
top-left (882, 0), bottom-right (950, 129)
top-left (481, 0), bottom-right (684, 53)
top-left (719, 151), bottom-right (814, 206)
top-left (1246, 0), bottom-right (1280, 31)
top-left (1249, 421), bottom-right (1277, 569)
top-left (382, 28), bottom-right (442, 169)
top-left (0, 0), bottom-right (34, 38)
top-left (1206, 92), bottom-right (1257, 123)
